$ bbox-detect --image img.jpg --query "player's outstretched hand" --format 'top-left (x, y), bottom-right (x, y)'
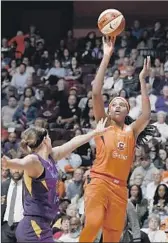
top-left (102, 35), bottom-right (116, 57)
top-left (93, 118), bottom-right (111, 136)
top-left (139, 56), bottom-right (151, 80)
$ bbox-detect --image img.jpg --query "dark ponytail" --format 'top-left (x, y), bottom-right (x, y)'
top-left (124, 115), bottom-right (160, 146)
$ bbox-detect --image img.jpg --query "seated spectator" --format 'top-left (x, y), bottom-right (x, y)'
top-left (123, 66), bottom-right (139, 96)
top-left (13, 97), bottom-right (37, 128)
top-left (2, 96), bottom-right (18, 128)
top-left (149, 184), bottom-right (168, 217)
top-left (61, 48), bottom-right (71, 68)
top-left (34, 117), bottom-right (48, 129)
top-left (8, 59), bottom-right (18, 77)
top-left (118, 88), bottom-right (129, 99)
top-left (149, 146), bottom-right (162, 169)
top-left (153, 111), bottom-right (168, 142)
top-left (22, 56), bottom-right (35, 76)
top-left (145, 170), bottom-right (162, 203)
top-left (103, 69), bottom-right (123, 96)
top-left (19, 87), bottom-right (37, 106)
top-left (130, 49), bottom-right (144, 70)
top-left (38, 95), bottom-right (59, 124)
top-left (57, 154), bottom-right (82, 175)
top-left (146, 68), bottom-right (162, 95)
top-left (158, 149), bottom-right (168, 169)
top-left (53, 216), bottom-right (70, 240)
top-left (118, 57), bottom-right (130, 78)
top-left (37, 50), bottom-right (51, 76)
top-left (130, 146), bottom-right (158, 188)
top-left (65, 30), bottom-right (78, 53)
top-left (56, 95), bottom-right (81, 129)
top-left (154, 57), bottom-right (164, 77)
top-left (11, 63), bottom-right (29, 95)
top-left (3, 132), bottom-right (19, 155)
top-left (33, 41), bottom-right (44, 66)
top-left (121, 199), bottom-right (150, 243)
top-left (136, 83), bottom-right (157, 112)
top-left (82, 108), bottom-right (96, 130)
top-left (129, 185), bottom-right (149, 227)
top-left (1, 168), bottom-right (10, 183)
top-left (128, 97), bottom-right (141, 120)
top-left (66, 168), bottom-right (84, 201)
top-left (1, 69), bottom-right (11, 93)
top-left (155, 85), bottom-right (168, 113)
top-left (131, 20), bottom-right (143, 40)
top-left (23, 38), bottom-right (36, 61)
top-left (1, 37), bottom-right (10, 53)
top-left (92, 38), bottom-right (103, 61)
top-left (81, 98), bottom-right (93, 120)
top-left (43, 59), bottom-right (66, 85)
top-left (65, 57), bottom-right (82, 83)
top-left (141, 214), bottom-right (168, 242)
top-left (78, 91), bottom-right (92, 112)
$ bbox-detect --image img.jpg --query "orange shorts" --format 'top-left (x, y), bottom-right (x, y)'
top-left (84, 177), bottom-right (128, 231)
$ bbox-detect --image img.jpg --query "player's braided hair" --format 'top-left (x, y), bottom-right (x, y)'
top-left (124, 115), bottom-right (160, 146)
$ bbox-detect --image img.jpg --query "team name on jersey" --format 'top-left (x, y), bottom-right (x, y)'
top-left (112, 151), bottom-right (128, 160)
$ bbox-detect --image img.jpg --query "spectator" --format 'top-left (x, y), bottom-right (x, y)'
top-left (66, 168), bottom-right (84, 201)
top-left (158, 149), bottom-right (168, 169)
top-left (1, 169), bottom-right (24, 243)
top-left (2, 96), bottom-right (18, 128)
top-left (155, 85), bottom-right (168, 113)
top-left (61, 48), bottom-right (71, 68)
top-left (131, 20), bottom-right (143, 40)
top-left (3, 132), bottom-right (19, 155)
top-left (13, 97), bottom-right (37, 128)
top-left (141, 214), bottom-right (168, 242)
top-left (1, 168), bottom-right (10, 183)
top-left (53, 216), bottom-right (70, 240)
top-left (37, 50), bottom-right (51, 76)
top-left (130, 149), bottom-right (158, 188)
top-left (57, 153), bottom-right (82, 174)
top-left (153, 111), bottom-right (168, 142)
top-left (65, 57), bottom-right (82, 83)
top-left (57, 94), bottom-right (80, 129)
top-left (128, 97), bottom-right (141, 120)
top-left (130, 49), bottom-right (144, 70)
top-left (78, 91), bottom-right (92, 112)
top-left (11, 63), bottom-right (29, 95)
top-left (149, 146), bottom-right (161, 169)
top-left (43, 59), bottom-right (66, 85)
top-left (8, 59), bottom-right (18, 77)
top-left (129, 185), bottom-right (149, 227)
top-left (21, 56), bottom-right (35, 77)
top-left (149, 184), bottom-right (168, 217)
top-left (103, 69), bottom-right (123, 96)
top-left (118, 88), bottom-right (129, 99)
top-left (34, 117), bottom-right (48, 129)
top-left (19, 87), bottom-right (37, 106)
top-left (145, 170), bottom-right (162, 203)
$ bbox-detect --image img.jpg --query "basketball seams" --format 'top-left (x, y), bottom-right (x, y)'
top-left (100, 15), bottom-right (125, 35)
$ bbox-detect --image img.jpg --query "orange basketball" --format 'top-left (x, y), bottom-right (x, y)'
top-left (98, 9), bottom-right (125, 37)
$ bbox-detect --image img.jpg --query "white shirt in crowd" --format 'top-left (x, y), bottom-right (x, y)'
top-left (11, 72), bottom-right (29, 94)
top-left (128, 106), bottom-right (141, 120)
top-left (136, 94), bottom-right (157, 112)
top-left (145, 182), bottom-right (158, 202)
top-left (57, 153), bottom-right (82, 173)
top-left (4, 179), bottom-right (24, 223)
top-left (103, 77), bottom-right (123, 94)
top-left (59, 234), bottom-right (79, 242)
top-left (17, 66), bottom-right (35, 77)
top-left (153, 122), bottom-right (168, 141)
top-left (141, 228), bottom-right (168, 242)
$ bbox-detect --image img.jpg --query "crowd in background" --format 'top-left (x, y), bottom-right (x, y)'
top-left (1, 19), bottom-right (168, 242)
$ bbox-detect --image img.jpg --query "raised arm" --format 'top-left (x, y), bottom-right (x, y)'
top-left (2, 154), bottom-right (43, 178)
top-left (51, 118), bottom-right (109, 161)
top-left (92, 36), bottom-right (116, 122)
top-left (131, 56), bottom-right (151, 139)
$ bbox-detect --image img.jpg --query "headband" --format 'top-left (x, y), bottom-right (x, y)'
top-left (29, 129), bottom-right (47, 149)
top-left (109, 97), bottom-right (130, 112)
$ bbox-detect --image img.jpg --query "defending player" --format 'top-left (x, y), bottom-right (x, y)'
top-left (79, 37), bottom-right (154, 242)
top-left (2, 120), bottom-right (109, 243)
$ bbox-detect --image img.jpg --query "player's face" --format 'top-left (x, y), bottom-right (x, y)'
top-left (109, 98), bottom-right (128, 122)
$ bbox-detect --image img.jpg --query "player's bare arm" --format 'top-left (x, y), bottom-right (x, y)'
top-left (131, 56), bottom-right (151, 138)
top-left (51, 118), bottom-right (110, 160)
top-left (92, 36), bottom-right (116, 122)
top-left (2, 154), bottom-right (44, 178)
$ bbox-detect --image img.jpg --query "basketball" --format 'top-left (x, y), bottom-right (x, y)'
top-left (98, 9), bottom-right (125, 37)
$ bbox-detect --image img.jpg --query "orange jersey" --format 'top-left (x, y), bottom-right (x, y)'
top-left (91, 124), bottom-right (135, 183)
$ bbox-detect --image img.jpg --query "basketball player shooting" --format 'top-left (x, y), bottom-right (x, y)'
top-left (79, 36), bottom-right (155, 242)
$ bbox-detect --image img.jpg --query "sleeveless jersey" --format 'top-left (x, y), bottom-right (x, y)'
top-left (91, 125), bottom-right (135, 183)
top-left (23, 154), bottom-right (59, 222)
